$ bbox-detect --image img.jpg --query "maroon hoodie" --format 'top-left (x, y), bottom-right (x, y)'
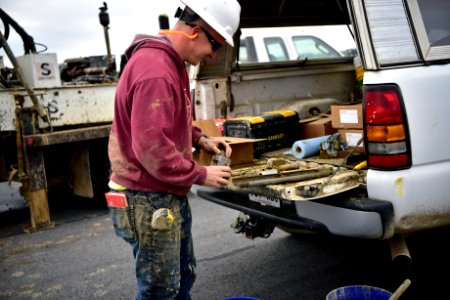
top-left (108, 34), bottom-right (206, 196)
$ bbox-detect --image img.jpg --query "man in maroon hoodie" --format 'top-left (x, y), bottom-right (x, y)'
top-left (106, 0), bottom-right (241, 299)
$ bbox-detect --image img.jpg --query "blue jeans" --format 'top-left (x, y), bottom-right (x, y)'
top-left (108, 190), bottom-right (196, 300)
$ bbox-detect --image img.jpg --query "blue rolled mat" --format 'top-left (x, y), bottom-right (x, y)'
top-left (290, 135), bottom-right (331, 159)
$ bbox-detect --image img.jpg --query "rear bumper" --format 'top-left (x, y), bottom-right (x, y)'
top-left (196, 186), bottom-right (394, 239)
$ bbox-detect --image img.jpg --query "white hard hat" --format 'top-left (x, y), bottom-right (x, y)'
top-left (179, 0), bottom-right (241, 47)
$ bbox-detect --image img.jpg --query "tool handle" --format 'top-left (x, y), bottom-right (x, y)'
top-left (389, 279), bottom-right (411, 300)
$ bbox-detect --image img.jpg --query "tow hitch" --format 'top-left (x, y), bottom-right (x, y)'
top-left (231, 212), bottom-right (276, 239)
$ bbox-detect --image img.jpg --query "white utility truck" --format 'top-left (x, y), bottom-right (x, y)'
top-left (0, 4), bottom-right (116, 231)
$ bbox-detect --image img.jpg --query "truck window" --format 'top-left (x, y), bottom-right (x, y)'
top-left (263, 37), bottom-right (289, 61)
top-left (416, 0), bottom-right (450, 47)
top-left (239, 36), bottom-right (258, 63)
top-left (292, 36), bottom-right (342, 59)
top-left (361, 0), bottom-right (450, 66)
top-left (409, 0), bottom-right (450, 60)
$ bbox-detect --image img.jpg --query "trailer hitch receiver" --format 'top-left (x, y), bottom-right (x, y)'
top-left (231, 212), bottom-right (275, 239)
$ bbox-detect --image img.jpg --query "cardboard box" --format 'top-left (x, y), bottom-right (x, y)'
top-left (193, 119), bottom-right (263, 166)
top-left (298, 114), bottom-right (337, 139)
top-left (338, 129), bottom-right (365, 153)
top-left (331, 103), bottom-right (363, 129)
top-left (16, 53), bottom-right (62, 88)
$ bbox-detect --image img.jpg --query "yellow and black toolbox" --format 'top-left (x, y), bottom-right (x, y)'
top-left (223, 110), bottom-right (300, 156)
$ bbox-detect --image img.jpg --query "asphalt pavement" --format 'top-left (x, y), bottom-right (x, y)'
top-left (0, 182), bottom-right (27, 213)
top-left (1, 184), bottom-right (449, 300)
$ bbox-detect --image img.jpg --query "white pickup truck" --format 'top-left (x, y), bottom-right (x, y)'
top-left (191, 0), bottom-right (450, 263)
top-left (238, 26), bottom-right (349, 63)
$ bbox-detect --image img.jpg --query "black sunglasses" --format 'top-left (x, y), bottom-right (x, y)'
top-left (200, 27), bottom-right (222, 52)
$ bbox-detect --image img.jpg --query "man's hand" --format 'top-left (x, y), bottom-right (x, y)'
top-left (203, 165), bottom-right (232, 188)
top-left (198, 136), bottom-right (232, 157)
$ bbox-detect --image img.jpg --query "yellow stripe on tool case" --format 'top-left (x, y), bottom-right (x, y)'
top-left (263, 109), bottom-right (297, 117)
top-left (231, 116), bottom-right (265, 124)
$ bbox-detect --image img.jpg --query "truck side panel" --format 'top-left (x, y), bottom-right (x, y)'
top-left (0, 84), bottom-right (115, 131)
top-left (348, 0), bottom-right (450, 234)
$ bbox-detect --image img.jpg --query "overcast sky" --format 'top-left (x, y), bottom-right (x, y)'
top-left (1, 0), bottom-right (356, 68)
top-left (1, 0), bottom-right (180, 66)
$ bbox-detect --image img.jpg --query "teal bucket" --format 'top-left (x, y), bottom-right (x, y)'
top-left (326, 285), bottom-right (392, 300)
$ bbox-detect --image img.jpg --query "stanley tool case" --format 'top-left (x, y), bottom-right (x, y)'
top-left (223, 110), bottom-right (300, 156)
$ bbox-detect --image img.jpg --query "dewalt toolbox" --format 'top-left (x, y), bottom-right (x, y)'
top-left (223, 110), bottom-right (300, 156)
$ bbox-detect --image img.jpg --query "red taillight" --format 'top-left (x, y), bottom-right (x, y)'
top-left (365, 90), bottom-right (403, 124)
top-left (364, 84), bottom-right (411, 170)
top-left (367, 154), bottom-right (409, 168)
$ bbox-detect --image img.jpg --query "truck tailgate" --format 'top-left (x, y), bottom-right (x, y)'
top-left (196, 154), bottom-right (394, 239)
